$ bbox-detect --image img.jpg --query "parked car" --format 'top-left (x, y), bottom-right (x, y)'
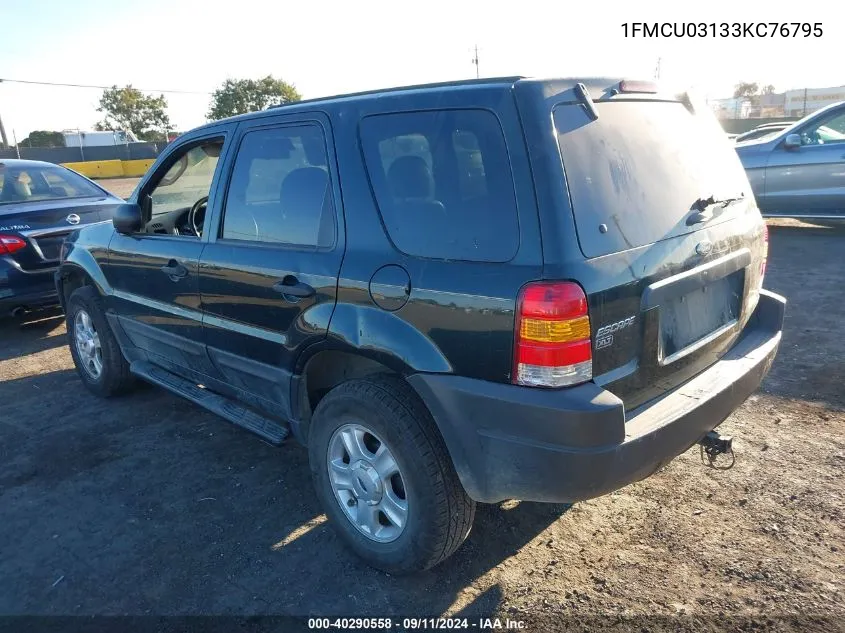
top-left (734, 122), bottom-right (792, 143)
top-left (735, 101), bottom-right (845, 219)
top-left (0, 159), bottom-right (124, 317)
top-left (55, 77), bottom-right (785, 573)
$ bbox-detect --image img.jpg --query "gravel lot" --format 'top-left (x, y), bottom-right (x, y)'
top-left (0, 178), bottom-right (842, 629)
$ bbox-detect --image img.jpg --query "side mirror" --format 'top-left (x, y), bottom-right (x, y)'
top-left (783, 133), bottom-right (802, 150)
top-left (113, 203), bottom-right (144, 234)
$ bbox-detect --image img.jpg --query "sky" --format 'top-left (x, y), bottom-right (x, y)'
top-left (0, 0), bottom-right (840, 141)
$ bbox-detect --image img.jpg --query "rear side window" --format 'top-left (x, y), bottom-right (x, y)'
top-left (360, 109), bottom-right (519, 262)
top-left (222, 124), bottom-right (335, 248)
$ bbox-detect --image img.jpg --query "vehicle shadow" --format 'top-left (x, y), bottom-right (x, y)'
top-left (0, 362), bottom-right (571, 617)
top-left (0, 307), bottom-right (67, 362)
top-left (260, 491), bottom-right (571, 616)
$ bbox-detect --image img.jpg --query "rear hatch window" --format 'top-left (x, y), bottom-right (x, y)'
top-left (553, 99), bottom-right (750, 258)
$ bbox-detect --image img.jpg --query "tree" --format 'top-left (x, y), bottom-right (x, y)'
top-left (96, 85), bottom-right (170, 141)
top-left (20, 130), bottom-right (65, 148)
top-left (207, 76), bottom-right (301, 120)
top-left (733, 82), bottom-right (759, 99)
top-left (761, 84), bottom-right (776, 96)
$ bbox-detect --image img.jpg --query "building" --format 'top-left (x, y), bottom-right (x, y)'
top-left (759, 93), bottom-right (786, 118)
top-left (62, 129), bottom-right (140, 147)
top-left (711, 85), bottom-right (845, 120)
top-left (783, 86), bottom-right (845, 117)
top-left (710, 97), bottom-right (754, 120)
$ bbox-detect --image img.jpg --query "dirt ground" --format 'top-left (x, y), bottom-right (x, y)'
top-left (95, 177), bottom-right (138, 200)
top-left (0, 187), bottom-right (843, 629)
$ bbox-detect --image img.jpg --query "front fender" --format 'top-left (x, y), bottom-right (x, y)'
top-left (56, 224), bottom-right (115, 305)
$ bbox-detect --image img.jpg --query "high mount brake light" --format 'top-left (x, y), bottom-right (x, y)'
top-left (513, 281), bottom-right (592, 388)
top-left (618, 79), bottom-right (659, 94)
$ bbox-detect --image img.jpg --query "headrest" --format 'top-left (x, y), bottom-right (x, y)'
top-left (387, 156), bottom-right (433, 199)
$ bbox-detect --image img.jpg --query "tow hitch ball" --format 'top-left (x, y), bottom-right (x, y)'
top-left (699, 431), bottom-right (735, 469)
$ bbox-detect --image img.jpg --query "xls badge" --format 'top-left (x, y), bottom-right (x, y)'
top-left (595, 315), bottom-right (636, 350)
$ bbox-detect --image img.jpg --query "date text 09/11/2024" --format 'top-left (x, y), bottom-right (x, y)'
top-left (307, 618), bottom-right (527, 630)
top-left (621, 22), bottom-right (823, 38)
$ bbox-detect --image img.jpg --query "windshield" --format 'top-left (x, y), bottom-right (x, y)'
top-left (0, 164), bottom-right (104, 205)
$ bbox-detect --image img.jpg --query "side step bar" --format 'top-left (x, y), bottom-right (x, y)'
top-left (130, 361), bottom-right (290, 445)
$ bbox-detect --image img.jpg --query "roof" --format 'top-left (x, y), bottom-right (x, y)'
top-left (268, 76), bottom-right (525, 110)
top-left (0, 158), bottom-right (60, 169)
top-left (191, 76), bottom-right (526, 132)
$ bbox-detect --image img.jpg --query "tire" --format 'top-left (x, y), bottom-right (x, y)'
top-left (309, 375), bottom-right (475, 574)
top-left (66, 285), bottom-right (134, 397)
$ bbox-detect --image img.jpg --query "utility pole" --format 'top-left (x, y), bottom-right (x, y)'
top-left (802, 87), bottom-right (808, 116)
top-left (654, 57), bottom-right (662, 80)
top-left (0, 113), bottom-right (8, 150)
top-left (0, 78), bottom-right (7, 149)
top-left (471, 44), bottom-right (480, 79)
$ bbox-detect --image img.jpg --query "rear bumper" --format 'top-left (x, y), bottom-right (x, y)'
top-left (0, 258), bottom-right (59, 314)
top-left (409, 289), bottom-right (786, 504)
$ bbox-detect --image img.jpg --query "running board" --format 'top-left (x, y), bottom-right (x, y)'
top-left (130, 361), bottom-right (290, 445)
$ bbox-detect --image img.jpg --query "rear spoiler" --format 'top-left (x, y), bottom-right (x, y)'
top-left (575, 80), bottom-right (696, 118)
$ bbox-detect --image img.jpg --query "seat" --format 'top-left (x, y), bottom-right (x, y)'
top-left (384, 156), bottom-right (446, 253)
top-left (276, 167), bottom-right (330, 246)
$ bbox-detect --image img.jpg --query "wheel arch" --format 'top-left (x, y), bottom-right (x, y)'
top-left (57, 252), bottom-right (112, 311)
top-left (292, 345), bottom-right (402, 441)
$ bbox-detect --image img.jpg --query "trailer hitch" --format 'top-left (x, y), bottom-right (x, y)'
top-left (699, 431), bottom-right (735, 470)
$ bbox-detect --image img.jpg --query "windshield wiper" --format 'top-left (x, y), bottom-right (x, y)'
top-left (686, 194), bottom-right (745, 226)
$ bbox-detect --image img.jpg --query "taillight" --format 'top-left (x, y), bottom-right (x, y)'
top-left (760, 224), bottom-right (769, 281)
top-left (513, 281), bottom-right (592, 388)
top-left (0, 234), bottom-right (26, 255)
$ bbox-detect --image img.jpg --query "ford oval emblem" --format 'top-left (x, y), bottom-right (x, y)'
top-left (695, 240), bottom-right (712, 256)
top-left (66, 213), bottom-right (81, 225)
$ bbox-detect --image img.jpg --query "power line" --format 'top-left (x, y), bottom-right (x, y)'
top-left (0, 77), bottom-right (211, 95)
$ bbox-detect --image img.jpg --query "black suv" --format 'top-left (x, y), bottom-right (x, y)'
top-left (56, 77), bottom-right (785, 573)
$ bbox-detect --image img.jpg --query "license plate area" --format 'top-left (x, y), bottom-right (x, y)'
top-left (658, 269), bottom-right (744, 365)
top-left (33, 235), bottom-right (66, 261)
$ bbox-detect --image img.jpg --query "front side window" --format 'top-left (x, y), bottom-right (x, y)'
top-left (149, 140), bottom-right (222, 220)
top-left (801, 111), bottom-right (845, 145)
top-left (359, 109), bottom-right (519, 262)
top-left (0, 164), bottom-right (103, 205)
top-left (221, 124), bottom-right (334, 248)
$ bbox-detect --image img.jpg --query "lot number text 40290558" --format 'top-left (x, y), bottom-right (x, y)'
top-left (621, 22), bottom-right (823, 38)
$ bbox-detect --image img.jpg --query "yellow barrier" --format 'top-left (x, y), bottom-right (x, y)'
top-left (121, 159), bottom-right (155, 177)
top-left (60, 158), bottom-right (155, 179)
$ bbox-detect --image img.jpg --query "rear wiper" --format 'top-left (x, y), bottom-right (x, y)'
top-left (574, 83), bottom-right (599, 121)
top-left (686, 194), bottom-right (745, 226)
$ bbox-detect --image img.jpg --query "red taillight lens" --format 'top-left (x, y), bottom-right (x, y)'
top-left (513, 281), bottom-right (592, 388)
top-left (0, 234), bottom-right (26, 255)
top-left (760, 224), bottom-right (769, 281)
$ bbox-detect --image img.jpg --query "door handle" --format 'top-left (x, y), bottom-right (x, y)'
top-left (272, 276), bottom-right (316, 299)
top-left (161, 260), bottom-right (188, 281)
